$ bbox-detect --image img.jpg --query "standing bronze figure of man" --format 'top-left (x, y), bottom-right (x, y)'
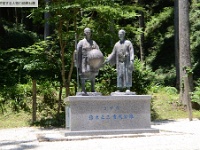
top-left (75, 28), bottom-right (104, 96)
top-left (105, 29), bottom-right (134, 94)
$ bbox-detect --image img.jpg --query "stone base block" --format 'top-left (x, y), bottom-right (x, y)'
top-left (65, 95), bottom-right (159, 136)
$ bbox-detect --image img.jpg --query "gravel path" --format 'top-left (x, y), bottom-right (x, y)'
top-left (0, 119), bottom-right (200, 150)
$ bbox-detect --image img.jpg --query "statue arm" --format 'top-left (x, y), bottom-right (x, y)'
top-left (129, 42), bottom-right (134, 62)
top-left (128, 42), bottom-right (134, 71)
top-left (105, 46), bottom-right (116, 65)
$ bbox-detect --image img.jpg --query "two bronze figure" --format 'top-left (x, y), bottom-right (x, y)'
top-left (75, 28), bottom-right (134, 95)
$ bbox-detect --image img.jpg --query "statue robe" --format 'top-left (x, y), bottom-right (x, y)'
top-left (77, 38), bottom-right (100, 79)
top-left (107, 40), bottom-right (134, 88)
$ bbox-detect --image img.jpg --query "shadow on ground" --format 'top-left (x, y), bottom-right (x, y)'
top-left (0, 140), bottom-right (38, 150)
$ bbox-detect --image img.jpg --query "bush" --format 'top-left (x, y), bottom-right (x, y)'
top-left (132, 58), bottom-right (156, 94)
top-left (154, 67), bottom-right (176, 87)
top-left (97, 64), bottom-right (117, 95)
top-left (33, 112), bottom-right (65, 128)
top-left (0, 84), bottom-right (32, 112)
top-left (192, 79), bottom-right (200, 106)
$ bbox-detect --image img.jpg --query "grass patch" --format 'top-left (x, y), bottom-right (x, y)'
top-left (151, 86), bottom-right (200, 120)
top-left (0, 110), bottom-right (31, 128)
top-left (193, 110), bottom-right (200, 119)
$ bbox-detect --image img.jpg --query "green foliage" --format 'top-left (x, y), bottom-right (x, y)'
top-left (152, 86), bottom-right (179, 105)
top-left (150, 85), bottom-right (187, 120)
top-left (4, 40), bottom-right (61, 82)
top-left (32, 80), bottom-right (65, 127)
top-left (150, 98), bottom-right (159, 121)
top-left (80, 2), bottom-right (141, 54)
top-left (164, 86), bottom-right (178, 95)
top-left (0, 95), bottom-right (5, 114)
top-left (37, 81), bottom-right (58, 113)
top-left (132, 58), bottom-right (155, 94)
top-left (145, 7), bottom-right (173, 36)
top-left (153, 67), bottom-right (176, 86)
top-left (192, 79), bottom-right (200, 105)
top-left (30, 0), bottom-right (141, 55)
top-left (84, 4), bottom-right (138, 20)
top-left (0, 22), bottom-right (40, 86)
top-left (0, 110), bottom-right (31, 128)
top-left (0, 80), bottom-right (65, 127)
top-left (97, 64), bottom-right (117, 95)
top-left (33, 112), bottom-right (65, 127)
top-left (192, 88), bottom-right (200, 105)
top-left (190, 3), bottom-right (200, 79)
top-left (0, 83), bottom-right (32, 112)
top-left (0, 21), bottom-right (37, 49)
top-left (150, 85), bottom-right (178, 95)
top-left (144, 6), bottom-right (175, 83)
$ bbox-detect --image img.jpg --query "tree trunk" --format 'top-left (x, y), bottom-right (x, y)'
top-left (32, 79), bottom-right (37, 122)
top-left (138, 0), bottom-right (145, 62)
top-left (60, 46), bottom-right (67, 97)
top-left (57, 18), bottom-right (67, 97)
top-left (57, 84), bottom-right (62, 114)
top-left (66, 50), bottom-right (75, 96)
top-left (174, 0), bottom-right (180, 90)
top-left (184, 75), bottom-right (193, 121)
top-left (15, 8), bottom-right (18, 24)
top-left (44, 0), bottom-right (50, 40)
top-left (178, 0), bottom-right (193, 113)
top-left (20, 8), bottom-right (24, 24)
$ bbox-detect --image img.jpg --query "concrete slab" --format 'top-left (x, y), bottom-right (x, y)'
top-left (64, 128), bottom-right (159, 136)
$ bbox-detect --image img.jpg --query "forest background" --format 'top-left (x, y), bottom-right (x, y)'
top-left (1, 0), bottom-right (200, 127)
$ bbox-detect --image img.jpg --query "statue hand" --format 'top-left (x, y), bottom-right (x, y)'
top-left (129, 60), bottom-right (133, 70)
top-left (103, 59), bottom-right (109, 65)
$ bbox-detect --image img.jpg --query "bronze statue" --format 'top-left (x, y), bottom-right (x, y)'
top-left (105, 29), bottom-right (134, 93)
top-left (75, 28), bottom-right (104, 95)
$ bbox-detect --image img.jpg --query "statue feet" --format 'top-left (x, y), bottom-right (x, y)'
top-left (81, 91), bottom-right (89, 96)
top-left (111, 89), bottom-right (136, 96)
top-left (76, 91), bottom-right (102, 96)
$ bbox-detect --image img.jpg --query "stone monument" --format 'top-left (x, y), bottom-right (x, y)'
top-left (65, 29), bottom-right (159, 136)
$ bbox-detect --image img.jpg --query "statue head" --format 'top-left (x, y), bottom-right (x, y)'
top-left (84, 28), bottom-right (91, 40)
top-left (118, 29), bottom-right (126, 41)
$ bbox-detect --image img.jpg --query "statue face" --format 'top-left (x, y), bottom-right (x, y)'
top-left (84, 29), bottom-right (91, 39)
top-left (118, 31), bottom-right (125, 41)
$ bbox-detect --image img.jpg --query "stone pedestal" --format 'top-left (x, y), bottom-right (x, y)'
top-left (64, 95), bottom-right (159, 136)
